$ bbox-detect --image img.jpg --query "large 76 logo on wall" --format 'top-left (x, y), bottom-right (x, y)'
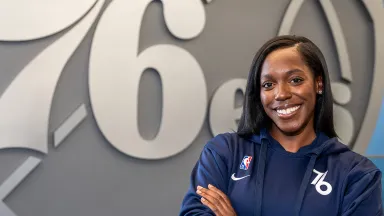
top-left (0, 0), bottom-right (383, 159)
top-left (0, 0), bottom-right (209, 160)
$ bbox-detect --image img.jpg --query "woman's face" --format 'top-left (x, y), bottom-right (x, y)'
top-left (259, 46), bottom-right (322, 134)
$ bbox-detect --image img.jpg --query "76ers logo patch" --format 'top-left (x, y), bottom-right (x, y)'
top-left (240, 156), bottom-right (252, 170)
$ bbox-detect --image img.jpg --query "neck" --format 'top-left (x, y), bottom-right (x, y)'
top-left (269, 121), bottom-right (316, 153)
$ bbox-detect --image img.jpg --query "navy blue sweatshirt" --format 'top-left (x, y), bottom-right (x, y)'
top-left (179, 129), bottom-right (383, 216)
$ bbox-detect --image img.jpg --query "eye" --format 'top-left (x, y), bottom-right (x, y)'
top-left (290, 77), bottom-right (304, 84)
top-left (261, 82), bottom-right (273, 89)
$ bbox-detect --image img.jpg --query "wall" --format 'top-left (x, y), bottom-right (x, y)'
top-left (0, 0), bottom-right (383, 215)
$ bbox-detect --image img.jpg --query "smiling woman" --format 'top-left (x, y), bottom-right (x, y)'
top-left (258, 44), bottom-right (327, 151)
top-left (179, 35), bottom-right (383, 216)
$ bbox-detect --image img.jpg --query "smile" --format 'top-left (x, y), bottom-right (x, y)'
top-left (276, 105), bottom-right (301, 117)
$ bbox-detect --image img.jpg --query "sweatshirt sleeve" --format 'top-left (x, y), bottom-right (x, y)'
top-left (179, 135), bottom-right (232, 216)
top-left (341, 158), bottom-right (383, 216)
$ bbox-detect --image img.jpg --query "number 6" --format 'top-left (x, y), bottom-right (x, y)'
top-left (89, 0), bottom-right (208, 159)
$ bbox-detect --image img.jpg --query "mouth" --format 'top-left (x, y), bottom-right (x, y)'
top-left (274, 105), bottom-right (301, 119)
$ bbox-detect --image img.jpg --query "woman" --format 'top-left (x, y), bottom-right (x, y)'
top-left (179, 35), bottom-right (383, 216)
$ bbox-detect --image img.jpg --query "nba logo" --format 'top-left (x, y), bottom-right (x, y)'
top-left (240, 156), bottom-right (252, 170)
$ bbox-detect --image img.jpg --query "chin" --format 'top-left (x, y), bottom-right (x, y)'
top-left (275, 121), bottom-right (305, 135)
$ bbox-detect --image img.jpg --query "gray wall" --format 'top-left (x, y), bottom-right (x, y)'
top-left (0, 0), bottom-right (383, 215)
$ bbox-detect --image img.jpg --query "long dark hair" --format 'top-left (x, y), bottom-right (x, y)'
top-left (237, 35), bottom-right (337, 138)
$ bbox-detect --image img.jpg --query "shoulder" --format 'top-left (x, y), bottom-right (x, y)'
top-left (203, 132), bottom-right (257, 157)
top-left (345, 151), bottom-right (381, 183)
top-left (329, 140), bottom-right (381, 183)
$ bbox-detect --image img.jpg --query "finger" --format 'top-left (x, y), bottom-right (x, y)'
top-left (201, 197), bottom-right (222, 216)
top-left (197, 186), bottom-right (227, 215)
top-left (205, 185), bottom-right (234, 214)
top-left (208, 184), bottom-right (233, 207)
top-left (197, 186), bottom-right (223, 205)
top-left (203, 185), bottom-right (236, 215)
top-left (196, 187), bottom-right (219, 205)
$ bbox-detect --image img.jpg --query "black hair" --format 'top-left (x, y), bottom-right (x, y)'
top-left (237, 35), bottom-right (337, 138)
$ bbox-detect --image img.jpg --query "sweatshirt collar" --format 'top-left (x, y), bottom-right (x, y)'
top-left (254, 128), bottom-right (330, 157)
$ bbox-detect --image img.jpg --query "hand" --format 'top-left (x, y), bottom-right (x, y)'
top-left (196, 184), bottom-right (237, 216)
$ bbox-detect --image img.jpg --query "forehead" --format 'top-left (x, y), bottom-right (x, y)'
top-left (260, 47), bottom-right (307, 76)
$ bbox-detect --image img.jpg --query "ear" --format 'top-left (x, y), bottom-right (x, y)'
top-left (316, 76), bottom-right (323, 95)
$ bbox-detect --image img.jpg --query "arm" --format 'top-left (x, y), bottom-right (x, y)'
top-left (179, 135), bottom-right (232, 216)
top-left (341, 159), bottom-right (383, 216)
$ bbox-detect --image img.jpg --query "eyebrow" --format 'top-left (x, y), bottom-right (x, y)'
top-left (260, 69), bottom-right (304, 80)
top-left (285, 69), bottom-right (304, 76)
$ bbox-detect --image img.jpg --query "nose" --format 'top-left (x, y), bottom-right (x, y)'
top-left (274, 83), bottom-right (292, 101)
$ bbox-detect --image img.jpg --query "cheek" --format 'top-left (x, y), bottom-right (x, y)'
top-left (299, 87), bottom-right (317, 109)
top-left (310, 93), bottom-right (318, 110)
top-left (260, 92), bottom-right (270, 108)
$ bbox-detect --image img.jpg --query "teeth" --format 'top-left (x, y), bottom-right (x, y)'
top-left (277, 105), bottom-right (300, 115)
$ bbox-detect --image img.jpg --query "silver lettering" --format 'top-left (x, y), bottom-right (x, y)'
top-left (209, 79), bottom-right (246, 136)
